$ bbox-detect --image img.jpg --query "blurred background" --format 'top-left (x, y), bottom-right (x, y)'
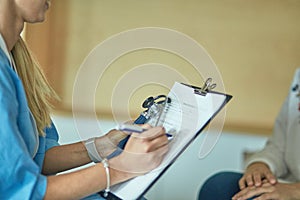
top-left (24, 0), bottom-right (300, 199)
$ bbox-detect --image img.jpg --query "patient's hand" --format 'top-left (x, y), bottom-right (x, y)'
top-left (232, 182), bottom-right (300, 200)
top-left (239, 162), bottom-right (277, 189)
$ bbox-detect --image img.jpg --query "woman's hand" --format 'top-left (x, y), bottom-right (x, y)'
top-left (232, 182), bottom-right (300, 200)
top-left (109, 126), bottom-right (169, 176)
top-left (239, 162), bottom-right (277, 189)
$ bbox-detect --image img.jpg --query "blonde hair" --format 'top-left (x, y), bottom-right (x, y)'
top-left (11, 37), bottom-right (58, 136)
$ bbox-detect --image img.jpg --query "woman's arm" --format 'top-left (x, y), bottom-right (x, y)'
top-left (44, 126), bottom-right (169, 199)
top-left (45, 159), bottom-right (131, 200)
top-left (43, 129), bottom-right (128, 175)
top-left (43, 142), bottom-right (91, 175)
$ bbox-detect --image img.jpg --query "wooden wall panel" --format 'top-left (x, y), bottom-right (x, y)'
top-left (25, 0), bottom-right (300, 135)
top-left (25, 0), bottom-right (69, 101)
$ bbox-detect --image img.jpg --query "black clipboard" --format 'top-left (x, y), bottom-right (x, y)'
top-left (98, 79), bottom-right (232, 200)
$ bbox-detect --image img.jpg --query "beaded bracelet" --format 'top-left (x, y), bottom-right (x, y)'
top-left (102, 158), bottom-right (110, 197)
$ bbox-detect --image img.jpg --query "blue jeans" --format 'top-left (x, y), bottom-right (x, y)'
top-left (198, 171), bottom-right (255, 200)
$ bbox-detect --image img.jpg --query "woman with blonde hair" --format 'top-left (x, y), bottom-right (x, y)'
top-left (0, 0), bottom-right (169, 199)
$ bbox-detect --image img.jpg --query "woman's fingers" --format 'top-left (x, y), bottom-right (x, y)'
top-left (245, 174), bottom-right (255, 187)
top-left (253, 172), bottom-right (263, 187)
top-left (239, 177), bottom-right (247, 190)
top-left (239, 162), bottom-right (276, 190)
top-left (265, 172), bottom-right (277, 185)
top-left (131, 126), bottom-right (166, 141)
top-left (112, 126), bottom-right (169, 174)
top-left (233, 183), bottom-right (275, 200)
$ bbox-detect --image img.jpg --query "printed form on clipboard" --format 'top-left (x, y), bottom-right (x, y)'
top-left (103, 81), bottom-right (232, 200)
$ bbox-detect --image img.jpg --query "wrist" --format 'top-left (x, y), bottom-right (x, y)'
top-left (94, 136), bottom-right (114, 158)
top-left (108, 157), bottom-right (137, 184)
top-left (247, 161), bottom-right (270, 170)
top-left (84, 137), bottom-right (103, 163)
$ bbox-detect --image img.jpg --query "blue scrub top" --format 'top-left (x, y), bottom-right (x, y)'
top-left (0, 48), bottom-right (60, 199)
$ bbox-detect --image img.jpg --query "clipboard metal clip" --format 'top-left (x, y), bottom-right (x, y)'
top-left (194, 78), bottom-right (217, 96)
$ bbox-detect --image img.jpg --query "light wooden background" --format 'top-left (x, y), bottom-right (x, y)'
top-left (25, 0), bottom-right (300, 135)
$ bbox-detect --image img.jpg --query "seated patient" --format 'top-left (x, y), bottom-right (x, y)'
top-left (198, 68), bottom-right (300, 200)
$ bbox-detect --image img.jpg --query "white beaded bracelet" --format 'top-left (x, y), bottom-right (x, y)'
top-left (102, 158), bottom-right (110, 197)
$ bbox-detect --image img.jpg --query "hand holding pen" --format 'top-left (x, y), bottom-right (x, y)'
top-left (109, 125), bottom-right (169, 174)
